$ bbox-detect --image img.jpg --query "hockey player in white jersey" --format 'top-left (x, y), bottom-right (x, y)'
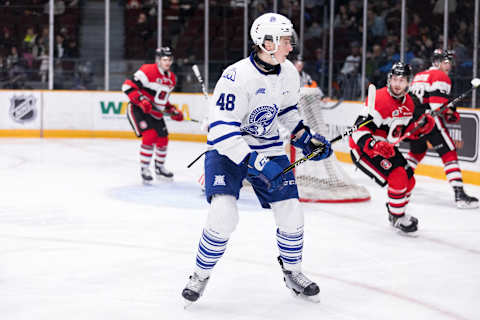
top-left (181, 13), bottom-right (332, 305)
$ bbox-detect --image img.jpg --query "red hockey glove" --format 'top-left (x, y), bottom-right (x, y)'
top-left (408, 114), bottom-right (435, 139)
top-left (444, 110), bottom-right (460, 124)
top-left (363, 138), bottom-right (395, 159)
top-left (138, 98), bottom-right (153, 114)
top-left (170, 110), bottom-right (184, 121)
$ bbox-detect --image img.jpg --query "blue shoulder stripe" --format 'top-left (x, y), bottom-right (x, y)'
top-left (207, 131), bottom-right (242, 145)
top-left (249, 141), bottom-right (283, 149)
top-left (209, 121), bottom-right (242, 130)
top-left (278, 104), bottom-right (298, 116)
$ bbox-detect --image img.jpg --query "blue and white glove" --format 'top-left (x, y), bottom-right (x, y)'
top-left (291, 127), bottom-right (332, 161)
top-left (247, 151), bottom-right (284, 192)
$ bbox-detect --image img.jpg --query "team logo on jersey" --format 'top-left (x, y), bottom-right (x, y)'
top-left (242, 104), bottom-right (278, 136)
top-left (255, 88), bottom-right (266, 95)
top-left (380, 159), bottom-right (392, 170)
top-left (213, 175), bottom-right (226, 186)
top-left (392, 105), bottom-right (412, 117)
top-left (222, 68), bottom-right (236, 82)
top-left (9, 94), bottom-right (37, 124)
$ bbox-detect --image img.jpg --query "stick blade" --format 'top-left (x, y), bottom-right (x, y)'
top-left (367, 84), bottom-right (376, 115)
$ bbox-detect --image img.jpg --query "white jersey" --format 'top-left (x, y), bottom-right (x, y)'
top-left (207, 55), bottom-right (302, 164)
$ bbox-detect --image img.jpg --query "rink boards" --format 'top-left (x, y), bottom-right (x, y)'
top-left (0, 89), bottom-right (479, 185)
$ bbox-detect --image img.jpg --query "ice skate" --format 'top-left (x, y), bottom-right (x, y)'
top-left (277, 256), bottom-right (320, 303)
top-left (141, 167), bottom-right (153, 184)
top-left (389, 212), bottom-right (418, 234)
top-left (454, 186), bottom-right (479, 209)
top-left (181, 272), bottom-right (210, 307)
top-left (155, 164), bottom-right (174, 180)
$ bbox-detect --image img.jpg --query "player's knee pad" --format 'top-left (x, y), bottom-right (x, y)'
top-left (440, 150), bottom-right (458, 164)
top-left (206, 195), bottom-right (238, 238)
top-left (387, 166), bottom-right (408, 190)
top-left (155, 136), bottom-right (168, 149)
top-left (271, 199), bottom-right (304, 234)
top-left (142, 129), bottom-right (158, 146)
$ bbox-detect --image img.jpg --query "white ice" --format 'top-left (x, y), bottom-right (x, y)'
top-left (0, 138), bottom-right (479, 320)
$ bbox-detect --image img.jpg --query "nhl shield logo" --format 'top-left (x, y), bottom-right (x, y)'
top-left (9, 94), bottom-right (37, 124)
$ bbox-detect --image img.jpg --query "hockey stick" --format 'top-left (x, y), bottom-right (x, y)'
top-left (275, 84), bottom-right (376, 178)
top-left (192, 64), bottom-right (209, 99)
top-left (389, 77), bottom-right (480, 146)
top-left (276, 118), bottom-right (373, 178)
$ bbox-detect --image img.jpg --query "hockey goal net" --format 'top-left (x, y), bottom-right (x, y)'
top-left (291, 88), bottom-right (370, 203)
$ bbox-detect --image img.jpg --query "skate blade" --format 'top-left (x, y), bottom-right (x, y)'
top-left (142, 180), bottom-right (153, 185)
top-left (156, 175), bottom-right (174, 182)
top-left (392, 226), bottom-right (419, 238)
top-left (183, 299), bottom-right (194, 309)
top-left (456, 201), bottom-right (479, 209)
top-left (291, 291), bottom-right (320, 303)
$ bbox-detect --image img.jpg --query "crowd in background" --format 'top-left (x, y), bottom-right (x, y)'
top-left (0, 0), bottom-right (478, 103)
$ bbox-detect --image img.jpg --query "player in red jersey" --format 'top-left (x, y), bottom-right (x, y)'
top-left (122, 47), bottom-right (184, 183)
top-left (408, 49), bottom-right (478, 209)
top-left (349, 62), bottom-right (435, 233)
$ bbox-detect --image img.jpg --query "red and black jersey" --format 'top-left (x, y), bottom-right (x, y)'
top-left (409, 67), bottom-right (451, 109)
top-left (122, 63), bottom-right (176, 118)
top-left (349, 87), bottom-right (415, 151)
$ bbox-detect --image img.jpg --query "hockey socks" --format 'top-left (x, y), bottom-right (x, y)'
top-left (276, 228), bottom-right (303, 270)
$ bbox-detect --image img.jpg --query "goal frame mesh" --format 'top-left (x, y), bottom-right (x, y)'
top-left (291, 88), bottom-right (370, 203)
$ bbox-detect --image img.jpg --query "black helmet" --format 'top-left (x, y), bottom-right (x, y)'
top-left (389, 61), bottom-right (412, 79)
top-left (431, 48), bottom-right (455, 65)
top-left (156, 47), bottom-right (173, 58)
top-left (387, 62), bottom-right (412, 99)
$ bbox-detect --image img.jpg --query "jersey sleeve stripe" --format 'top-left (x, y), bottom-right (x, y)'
top-left (249, 141), bottom-right (283, 149)
top-left (208, 121), bottom-right (242, 129)
top-left (241, 132), bottom-right (280, 140)
top-left (278, 104), bottom-right (298, 116)
top-left (207, 131), bottom-right (243, 145)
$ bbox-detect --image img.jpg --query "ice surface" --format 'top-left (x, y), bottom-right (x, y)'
top-left (0, 139), bottom-right (479, 320)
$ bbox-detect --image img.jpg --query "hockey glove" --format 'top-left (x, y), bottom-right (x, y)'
top-left (444, 110), bottom-right (460, 124)
top-left (247, 151), bottom-right (284, 192)
top-left (170, 110), bottom-right (184, 121)
top-left (138, 98), bottom-right (153, 114)
top-left (165, 104), bottom-right (184, 121)
top-left (363, 138), bottom-right (395, 159)
top-left (406, 114), bottom-right (435, 139)
top-left (291, 127), bottom-right (332, 161)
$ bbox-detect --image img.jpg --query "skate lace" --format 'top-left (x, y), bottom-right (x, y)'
top-left (291, 272), bottom-right (313, 288)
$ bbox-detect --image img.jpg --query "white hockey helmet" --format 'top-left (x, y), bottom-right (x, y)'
top-left (250, 13), bottom-right (295, 54)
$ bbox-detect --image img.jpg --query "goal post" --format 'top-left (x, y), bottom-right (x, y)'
top-left (291, 87), bottom-right (370, 203)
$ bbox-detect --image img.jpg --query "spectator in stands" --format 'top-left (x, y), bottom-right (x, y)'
top-left (0, 55), bottom-right (7, 81)
top-left (23, 27), bottom-right (37, 68)
top-left (54, 34), bottom-right (65, 59)
top-left (126, 0), bottom-right (141, 9)
top-left (65, 40), bottom-right (79, 58)
top-left (338, 41), bottom-right (363, 99)
top-left (340, 41), bottom-right (361, 76)
top-left (0, 27), bottom-right (15, 53)
top-left (366, 43), bottom-right (387, 87)
top-left (313, 47), bottom-right (328, 92)
top-left (6, 46), bottom-right (20, 70)
top-left (135, 12), bottom-right (152, 41)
